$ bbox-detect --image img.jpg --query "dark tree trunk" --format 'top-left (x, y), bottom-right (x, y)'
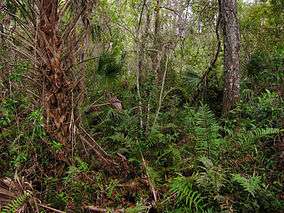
top-left (221, 0), bottom-right (241, 115)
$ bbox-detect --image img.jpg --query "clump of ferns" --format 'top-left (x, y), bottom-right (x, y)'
top-left (230, 173), bottom-right (283, 211)
top-left (194, 157), bottom-right (232, 211)
top-left (228, 127), bottom-right (281, 165)
top-left (1, 191), bottom-right (32, 213)
top-left (0, 176), bottom-right (38, 213)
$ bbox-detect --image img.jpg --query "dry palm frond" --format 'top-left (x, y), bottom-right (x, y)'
top-left (0, 176), bottom-right (37, 213)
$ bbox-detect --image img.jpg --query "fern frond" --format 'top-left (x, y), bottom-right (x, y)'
top-left (232, 174), bottom-right (262, 197)
top-left (237, 128), bottom-right (280, 150)
top-left (170, 176), bottom-right (205, 211)
top-left (0, 177), bottom-right (35, 213)
top-left (183, 105), bottom-right (224, 161)
top-left (196, 157), bottom-right (226, 194)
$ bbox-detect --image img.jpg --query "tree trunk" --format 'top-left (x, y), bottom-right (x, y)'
top-left (38, 0), bottom-right (73, 145)
top-left (152, 0), bottom-right (163, 83)
top-left (221, 0), bottom-right (241, 115)
top-left (138, 0), bottom-right (151, 83)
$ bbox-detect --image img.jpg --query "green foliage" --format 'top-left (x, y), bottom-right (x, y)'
top-left (238, 127), bottom-right (280, 143)
top-left (49, 140), bottom-right (63, 152)
top-left (245, 50), bottom-right (284, 93)
top-left (1, 1), bottom-right (284, 212)
top-left (226, 90), bottom-right (284, 132)
top-left (125, 204), bottom-right (147, 213)
top-left (8, 61), bottom-right (30, 82)
top-left (195, 157), bottom-right (226, 195)
top-left (0, 98), bottom-right (17, 127)
top-left (145, 165), bottom-right (162, 187)
top-left (97, 52), bottom-right (122, 77)
top-left (1, 191), bottom-right (31, 213)
top-left (170, 176), bottom-right (205, 212)
top-left (232, 174), bottom-right (262, 197)
top-left (28, 108), bottom-right (45, 139)
top-left (182, 105), bottom-right (225, 161)
top-left (44, 177), bottom-right (67, 210)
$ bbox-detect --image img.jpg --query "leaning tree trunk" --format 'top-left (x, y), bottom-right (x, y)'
top-left (38, 0), bottom-right (73, 145)
top-left (221, 0), bottom-right (241, 115)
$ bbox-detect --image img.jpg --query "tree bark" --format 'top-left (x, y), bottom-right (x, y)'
top-left (221, 0), bottom-right (241, 115)
top-left (152, 0), bottom-right (163, 83)
top-left (38, 0), bottom-right (73, 145)
top-left (138, 0), bottom-right (151, 83)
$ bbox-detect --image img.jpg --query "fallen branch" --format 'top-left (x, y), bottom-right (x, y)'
top-left (141, 153), bottom-right (158, 205)
top-left (38, 204), bottom-right (66, 213)
top-left (85, 206), bottom-right (124, 213)
top-left (78, 125), bottom-right (118, 167)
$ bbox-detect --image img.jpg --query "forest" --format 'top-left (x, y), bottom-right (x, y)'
top-left (0, 0), bottom-right (283, 212)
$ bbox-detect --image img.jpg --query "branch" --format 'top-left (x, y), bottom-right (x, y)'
top-left (190, 0), bottom-right (222, 103)
top-left (141, 153), bottom-right (158, 205)
top-left (84, 206), bottom-right (124, 212)
top-left (38, 204), bottom-right (66, 213)
top-left (137, 0), bottom-right (147, 33)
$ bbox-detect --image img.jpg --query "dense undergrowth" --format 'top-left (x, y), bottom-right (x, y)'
top-left (1, 0), bottom-right (284, 212)
top-left (1, 49), bottom-right (284, 212)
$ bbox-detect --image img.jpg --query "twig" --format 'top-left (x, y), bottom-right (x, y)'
top-left (1, 37), bottom-right (38, 64)
top-left (160, 6), bottom-right (179, 15)
top-left (136, 64), bottom-right (144, 130)
top-left (145, 96), bottom-right (151, 134)
top-left (70, 92), bottom-right (76, 157)
top-left (66, 56), bottom-right (100, 71)
top-left (137, 0), bottom-right (147, 33)
top-left (26, 89), bottom-right (40, 99)
top-left (79, 126), bottom-right (111, 158)
top-left (62, 6), bottom-right (86, 42)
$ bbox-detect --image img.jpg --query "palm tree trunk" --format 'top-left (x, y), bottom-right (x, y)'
top-left (38, 0), bottom-right (72, 145)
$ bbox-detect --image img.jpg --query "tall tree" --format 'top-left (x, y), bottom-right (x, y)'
top-left (221, 0), bottom-right (241, 115)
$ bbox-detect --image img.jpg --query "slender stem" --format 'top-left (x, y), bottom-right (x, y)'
top-left (153, 55), bottom-right (169, 127)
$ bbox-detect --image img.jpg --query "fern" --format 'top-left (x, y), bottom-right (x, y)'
top-left (183, 105), bottom-right (224, 161)
top-left (1, 191), bottom-right (31, 213)
top-left (168, 206), bottom-right (214, 213)
top-left (232, 174), bottom-right (262, 197)
top-left (170, 176), bottom-right (205, 212)
top-left (125, 203), bottom-right (147, 213)
top-left (196, 157), bottom-right (225, 194)
top-left (237, 127), bottom-right (280, 152)
top-left (238, 128), bottom-right (280, 144)
top-left (145, 166), bottom-right (161, 187)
